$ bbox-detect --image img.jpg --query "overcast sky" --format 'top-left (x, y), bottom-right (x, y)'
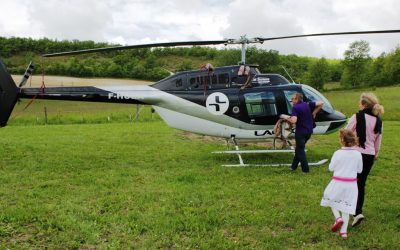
top-left (1, 0), bottom-right (399, 58)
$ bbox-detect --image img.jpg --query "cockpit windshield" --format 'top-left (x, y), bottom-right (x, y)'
top-left (302, 85), bottom-right (334, 113)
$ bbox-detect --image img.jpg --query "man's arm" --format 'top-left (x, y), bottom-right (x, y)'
top-left (286, 115), bottom-right (297, 124)
top-left (312, 101), bottom-right (324, 119)
top-left (280, 114), bottom-right (297, 124)
top-left (283, 105), bottom-right (298, 124)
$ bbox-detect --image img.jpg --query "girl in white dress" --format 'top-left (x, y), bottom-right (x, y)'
top-left (321, 129), bottom-right (363, 240)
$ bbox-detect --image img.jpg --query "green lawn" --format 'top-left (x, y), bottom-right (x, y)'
top-left (0, 86), bottom-right (399, 248)
top-left (324, 85), bottom-right (400, 121)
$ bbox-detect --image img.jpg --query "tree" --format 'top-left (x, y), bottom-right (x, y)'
top-left (341, 40), bottom-right (371, 88)
top-left (369, 53), bottom-right (388, 86)
top-left (177, 59), bottom-right (194, 71)
top-left (215, 49), bottom-right (241, 66)
top-left (384, 47), bottom-right (400, 85)
top-left (279, 54), bottom-right (311, 83)
top-left (329, 61), bottom-right (343, 82)
top-left (306, 57), bottom-right (330, 90)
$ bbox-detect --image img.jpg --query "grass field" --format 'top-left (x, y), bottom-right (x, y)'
top-left (1, 85), bottom-right (399, 249)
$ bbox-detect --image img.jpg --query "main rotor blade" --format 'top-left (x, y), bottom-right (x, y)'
top-left (42, 40), bottom-right (228, 57)
top-left (257, 29), bottom-right (400, 42)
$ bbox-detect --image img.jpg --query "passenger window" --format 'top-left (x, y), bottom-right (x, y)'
top-left (211, 74), bottom-right (218, 84)
top-left (244, 92), bottom-right (277, 117)
top-left (203, 76), bottom-right (211, 86)
top-left (197, 76), bottom-right (203, 85)
top-left (175, 78), bottom-right (182, 88)
top-left (218, 73), bottom-right (229, 85)
top-left (190, 77), bottom-right (199, 89)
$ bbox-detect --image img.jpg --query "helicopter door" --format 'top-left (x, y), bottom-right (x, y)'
top-left (281, 90), bottom-right (298, 115)
top-left (240, 90), bottom-right (280, 125)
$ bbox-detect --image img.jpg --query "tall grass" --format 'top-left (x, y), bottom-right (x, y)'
top-left (9, 100), bottom-right (160, 126)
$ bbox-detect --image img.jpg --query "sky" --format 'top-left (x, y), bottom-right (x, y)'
top-left (1, 0), bottom-right (399, 58)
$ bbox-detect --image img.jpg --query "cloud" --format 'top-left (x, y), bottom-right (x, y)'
top-left (27, 0), bottom-right (112, 41)
top-left (105, 0), bottom-right (229, 44)
top-left (0, 0), bottom-right (38, 37)
top-left (1, 0), bottom-right (399, 58)
top-left (221, 0), bottom-right (400, 58)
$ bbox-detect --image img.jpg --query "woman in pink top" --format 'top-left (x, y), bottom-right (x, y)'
top-left (346, 92), bottom-right (384, 227)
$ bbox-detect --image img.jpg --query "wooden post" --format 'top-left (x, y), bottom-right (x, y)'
top-left (135, 104), bottom-right (140, 121)
top-left (44, 106), bottom-right (48, 124)
top-left (151, 108), bottom-right (155, 120)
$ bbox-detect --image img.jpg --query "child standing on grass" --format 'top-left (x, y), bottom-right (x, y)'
top-left (321, 129), bottom-right (363, 240)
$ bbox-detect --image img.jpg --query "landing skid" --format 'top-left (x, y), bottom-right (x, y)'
top-left (221, 159), bottom-right (329, 168)
top-left (212, 136), bottom-right (328, 167)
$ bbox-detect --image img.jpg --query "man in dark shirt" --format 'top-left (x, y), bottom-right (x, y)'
top-left (284, 93), bottom-right (323, 172)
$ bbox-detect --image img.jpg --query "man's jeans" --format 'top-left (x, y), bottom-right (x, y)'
top-left (291, 133), bottom-right (311, 172)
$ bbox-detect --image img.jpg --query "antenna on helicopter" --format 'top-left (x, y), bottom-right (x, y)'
top-left (281, 65), bottom-right (295, 83)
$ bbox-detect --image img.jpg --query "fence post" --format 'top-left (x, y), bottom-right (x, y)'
top-left (135, 104), bottom-right (140, 121)
top-left (44, 106), bottom-right (48, 124)
top-left (151, 107), bottom-right (155, 120)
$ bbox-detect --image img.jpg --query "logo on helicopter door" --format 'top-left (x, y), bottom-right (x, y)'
top-left (206, 92), bottom-right (229, 115)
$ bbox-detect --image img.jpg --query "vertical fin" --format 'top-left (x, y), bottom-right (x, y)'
top-left (0, 59), bottom-right (19, 127)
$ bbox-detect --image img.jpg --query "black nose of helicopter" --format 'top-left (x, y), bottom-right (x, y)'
top-left (325, 110), bottom-right (347, 133)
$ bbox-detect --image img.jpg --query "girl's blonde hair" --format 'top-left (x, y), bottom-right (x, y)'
top-left (360, 92), bottom-right (384, 117)
top-left (339, 128), bottom-right (358, 147)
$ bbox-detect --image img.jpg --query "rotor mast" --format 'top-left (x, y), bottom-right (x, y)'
top-left (241, 39), bottom-right (246, 64)
top-left (229, 36), bottom-right (263, 64)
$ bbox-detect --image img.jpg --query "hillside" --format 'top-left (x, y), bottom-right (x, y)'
top-left (1, 36), bottom-right (400, 89)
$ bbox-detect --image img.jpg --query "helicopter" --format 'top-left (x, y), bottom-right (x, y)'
top-left (1, 29), bottom-right (399, 166)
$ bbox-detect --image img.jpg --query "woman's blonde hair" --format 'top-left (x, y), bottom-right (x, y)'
top-left (339, 128), bottom-right (358, 147)
top-left (360, 92), bottom-right (384, 117)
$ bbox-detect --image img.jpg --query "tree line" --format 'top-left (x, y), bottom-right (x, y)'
top-left (1, 36), bottom-right (399, 89)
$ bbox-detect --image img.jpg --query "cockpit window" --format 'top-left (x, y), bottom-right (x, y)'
top-left (302, 85), bottom-right (334, 113)
top-left (283, 90), bottom-right (298, 114)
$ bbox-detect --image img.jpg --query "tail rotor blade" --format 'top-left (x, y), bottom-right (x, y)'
top-left (19, 61), bottom-right (35, 87)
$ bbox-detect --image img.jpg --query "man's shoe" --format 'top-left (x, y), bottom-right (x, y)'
top-left (331, 217), bottom-right (344, 232)
top-left (352, 214), bottom-right (364, 227)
